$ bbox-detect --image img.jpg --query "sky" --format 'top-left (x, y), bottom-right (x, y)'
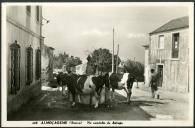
top-left (42, 3), bottom-right (189, 63)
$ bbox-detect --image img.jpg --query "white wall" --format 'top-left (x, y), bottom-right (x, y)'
top-left (7, 6), bottom-right (42, 97)
top-left (149, 28), bottom-right (189, 92)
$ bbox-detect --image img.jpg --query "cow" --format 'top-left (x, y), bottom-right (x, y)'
top-left (56, 72), bottom-right (109, 108)
top-left (108, 72), bottom-right (136, 103)
top-left (56, 72), bottom-right (67, 93)
top-left (76, 74), bottom-right (109, 108)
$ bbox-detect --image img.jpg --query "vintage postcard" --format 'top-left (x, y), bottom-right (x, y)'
top-left (1, 2), bottom-right (194, 127)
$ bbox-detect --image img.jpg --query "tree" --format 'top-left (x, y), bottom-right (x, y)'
top-left (124, 59), bottom-right (144, 81)
top-left (53, 53), bottom-right (64, 69)
top-left (89, 48), bottom-right (121, 74)
top-left (53, 52), bottom-right (82, 69)
top-left (65, 56), bottom-right (82, 67)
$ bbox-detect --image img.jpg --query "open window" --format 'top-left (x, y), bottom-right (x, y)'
top-left (158, 35), bottom-right (164, 49)
top-left (172, 33), bottom-right (179, 58)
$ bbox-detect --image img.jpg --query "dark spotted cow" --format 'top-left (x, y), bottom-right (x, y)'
top-left (56, 72), bottom-right (109, 108)
top-left (56, 72), bottom-right (68, 92)
top-left (108, 72), bottom-right (135, 103)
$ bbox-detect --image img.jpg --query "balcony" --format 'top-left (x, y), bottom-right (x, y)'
top-left (150, 49), bottom-right (171, 63)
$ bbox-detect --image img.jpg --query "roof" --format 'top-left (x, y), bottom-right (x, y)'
top-left (150, 16), bottom-right (189, 35)
top-left (48, 47), bottom-right (55, 50)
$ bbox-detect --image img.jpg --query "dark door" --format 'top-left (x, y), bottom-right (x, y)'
top-left (157, 65), bottom-right (163, 87)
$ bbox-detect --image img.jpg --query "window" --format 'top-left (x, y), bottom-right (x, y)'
top-left (26, 6), bottom-right (31, 15)
top-left (172, 33), bottom-right (179, 58)
top-left (158, 35), bottom-right (164, 49)
top-left (10, 40), bottom-right (20, 94)
top-left (26, 45), bottom-right (33, 85)
top-left (36, 49), bottom-right (41, 80)
top-left (36, 6), bottom-right (40, 22)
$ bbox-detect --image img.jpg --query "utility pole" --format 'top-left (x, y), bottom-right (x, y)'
top-left (116, 44), bottom-right (119, 73)
top-left (112, 28), bottom-right (115, 73)
top-left (40, 6), bottom-right (43, 87)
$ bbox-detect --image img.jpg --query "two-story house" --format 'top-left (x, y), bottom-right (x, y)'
top-left (148, 16), bottom-right (189, 93)
top-left (6, 5), bottom-right (43, 114)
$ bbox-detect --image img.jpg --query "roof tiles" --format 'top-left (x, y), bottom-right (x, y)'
top-left (150, 16), bottom-right (189, 35)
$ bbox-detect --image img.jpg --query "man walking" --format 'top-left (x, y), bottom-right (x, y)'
top-left (149, 69), bottom-right (159, 99)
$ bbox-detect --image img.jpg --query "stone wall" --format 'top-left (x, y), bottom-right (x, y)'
top-left (7, 81), bottom-right (42, 115)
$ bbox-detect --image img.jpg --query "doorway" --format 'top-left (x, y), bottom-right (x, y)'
top-left (157, 65), bottom-right (163, 87)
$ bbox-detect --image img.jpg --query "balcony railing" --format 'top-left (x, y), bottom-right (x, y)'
top-left (150, 49), bottom-right (170, 63)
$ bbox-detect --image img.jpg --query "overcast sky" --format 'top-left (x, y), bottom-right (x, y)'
top-left (42, 3), bottom-right (189, 63)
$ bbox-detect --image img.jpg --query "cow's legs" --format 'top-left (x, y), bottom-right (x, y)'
top-left (58, 81), bottom-right (62, 91)
top-left (111, 88), bottom-right (115, 102)
top-left (68, 88), bottom-right (76, 107)
top-left (62, 86), bottom-right (66, 94)
top-left (89, 84), bottom-right (100, 108)
top-left (92, 90), bottom-right (100, 108)
top-left (126, 87), bottom-right (132, 103)
top-left (127, 89), bottom-right (132, 103)
top-left (78, 94), bottom-right (81, 103)
top-left (71, 93), bottom-right (76, 107)
top-left (123, 87), bottom-right (131, 103)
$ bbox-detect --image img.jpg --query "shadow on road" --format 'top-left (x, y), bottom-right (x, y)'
top-left (8, 90), bottom-right (157, 120)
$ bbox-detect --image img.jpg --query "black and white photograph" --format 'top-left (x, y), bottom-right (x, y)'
top-left (1, 2), bottom-right (194, 127)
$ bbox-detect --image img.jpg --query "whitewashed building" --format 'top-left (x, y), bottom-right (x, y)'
top-left (6, 5), bottom-right (43, 114)
top-left (143, 44), bottom-right (150, 85)
top-left (147, 16), bottom-right (189, 93)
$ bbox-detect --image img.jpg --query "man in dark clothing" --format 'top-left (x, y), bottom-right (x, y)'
top-left (149, 69), bottom-right (159, 99)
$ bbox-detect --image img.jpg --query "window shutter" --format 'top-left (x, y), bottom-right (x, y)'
top-left (10, 47), bottom-right (16, 94)
top-left (36, 49), bottom-right (41, 80)
top-left (26, 45), bottom-right (33, 85)
top-left (16, 48), bottom-right (20, 91)
top-left (30, 49), bottom-right (33, 83)
top-left (36, 6), bottom-right (40, 22)
top-left (10, 40), bottom-right (20, 94)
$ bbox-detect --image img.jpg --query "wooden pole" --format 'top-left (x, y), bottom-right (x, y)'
top-left (116, 44), bottom-right (119, 73)
top-left (112, 28), bottom-right (115, 73)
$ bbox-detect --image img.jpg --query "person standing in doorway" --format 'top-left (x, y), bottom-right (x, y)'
top-left (149, 69), bottom-right (159, 99)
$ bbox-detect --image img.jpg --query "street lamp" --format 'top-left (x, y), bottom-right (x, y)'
top-left (42, 17), bottom-right (50, 25)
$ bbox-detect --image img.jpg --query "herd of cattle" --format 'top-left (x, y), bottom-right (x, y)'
top-left (54, 72), bottom-right (136, 108)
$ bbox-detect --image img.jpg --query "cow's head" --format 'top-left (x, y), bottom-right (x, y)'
top-left (56, 72), bottom-right (70, 86)
top-left (102, 73), bottom-right (110, 89)
top-left (91, 73), bottom-right (110, 96)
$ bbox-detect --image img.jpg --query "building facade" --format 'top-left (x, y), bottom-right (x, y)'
top-left (147, 16), bottom-right (189, 93)
top-left (143, 45), bottom-right (150, 85)
top-left (7, 6), bottom-right (43, 114)
top-left (41, 44), bottom-right (54, 82)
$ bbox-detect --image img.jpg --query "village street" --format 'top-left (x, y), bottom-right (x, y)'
top-left (3, 4), bottom-right (193, 128)
top-left (7, 82), bottom-right (189, 121)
